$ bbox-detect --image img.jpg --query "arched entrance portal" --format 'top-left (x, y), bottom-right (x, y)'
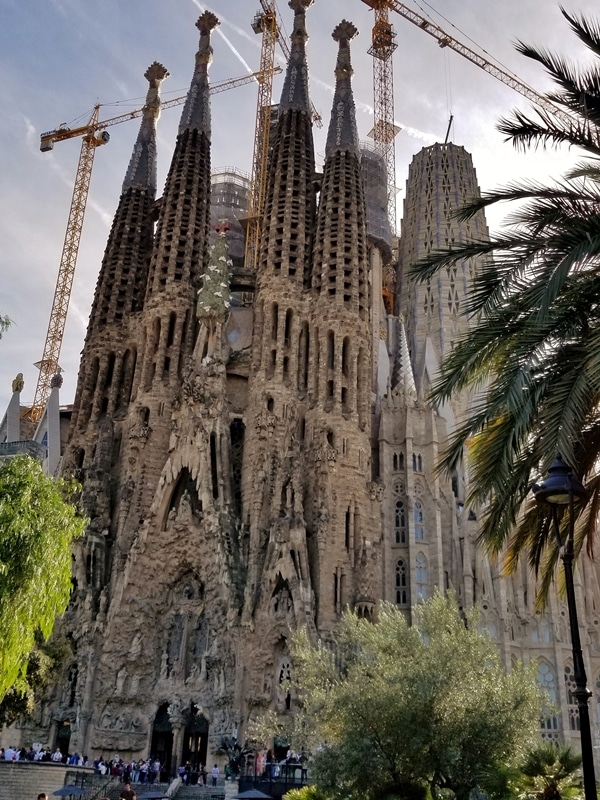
top-left (55, 719), bottom-right (71, 756)
top-left (150, 703), bottom-right (173, 781)
top-left (181, 705), bottom-right (209, 777)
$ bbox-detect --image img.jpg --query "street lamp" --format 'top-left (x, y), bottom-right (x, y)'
top-left (532, 453), bottom-right (596, 800)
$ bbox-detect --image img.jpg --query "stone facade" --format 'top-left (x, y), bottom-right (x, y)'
top-left (10, 1), bottom-right (600, 774)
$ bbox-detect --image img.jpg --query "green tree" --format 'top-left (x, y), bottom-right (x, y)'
top-left (409, 9), bottom-right (600, 600)
top-left (0, 455), bottom-right (85, 702)
top-left (514, 743), bottom-right (583, 800)
top-left (291, 593), bottom-right (541, 800)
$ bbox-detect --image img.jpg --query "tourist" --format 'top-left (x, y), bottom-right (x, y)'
top-left (119, 782), bottom-right (136, 800)
top-left (51, 747), bottom-right (63, 762)
top-left (149, 757), bottom-right (161, 784)
top-left (37, 794), bottom-right (48, 800)
top-left (211, 763), bottom-right (219, 787)
top-left (4, 745), bottom-right (16, 761)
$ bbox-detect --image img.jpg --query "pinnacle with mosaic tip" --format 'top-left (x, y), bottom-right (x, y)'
top-left (288, 0), bottom-right (313, 13)
top-left (332, 19), bottom-right (358, 44)
top-left (196, 10), bottom-right (220, 34)
top-left (144, 62), bottom-right (170, 85)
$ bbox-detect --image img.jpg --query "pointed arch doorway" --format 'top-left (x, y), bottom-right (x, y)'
top-left (182, 705), bottom-right (209, 774)
top-left (150, 703), bottom-right (173, 780)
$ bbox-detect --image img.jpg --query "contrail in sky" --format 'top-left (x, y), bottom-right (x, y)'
top-left (191, 0), bottom-right (255, 74)
top-left (190, 0), bottom-right (437, 143)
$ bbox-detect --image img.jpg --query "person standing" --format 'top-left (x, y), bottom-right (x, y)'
top-left (119, 782), bottom-right (136, 800)
top-left (211, 763), bottom-right (219, 787)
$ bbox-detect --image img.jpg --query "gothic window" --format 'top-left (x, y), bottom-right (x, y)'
top-left (415, 553), bottom-right (428, 600)
top-left (394, 500), bottom-right (406, 544)
top-left (327, 331), bottom-right (335, 370)
top-left (230, 419), bottom-right (245, 518)
top-left (284, 309), bottom-right (293, 346)
top-left (395, 559), bottom-right (408, 606)
top-left (540, 617), bottom-right (552, 643)
top-left (271, 303), bottom-right (278, 340)
top-left (342, 337), bottom-right (350, 377)
top-left (277, 658), bottom-right (292, 711)
top-left (537, 661), bottom-right (559, 741)
top-left (564, 664), bottom-right (580, 731)
top-left (532, 616), bottom-right (552, 644)
top-left (209, 433), bottom-right (219, 499)
top-left (414, 501), bottom-right (424, 541)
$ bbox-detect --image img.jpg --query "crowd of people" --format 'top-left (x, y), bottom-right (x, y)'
top-left (92, 755), bottom-right (163, 784)
top-left (0, 745), bottom-right (87, 764)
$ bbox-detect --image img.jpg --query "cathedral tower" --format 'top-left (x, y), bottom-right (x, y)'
top-left (62, 62), bottom-right (168, 618)
top-left (240, 0), bottom-right (318, 645)
top-left (304, 20), bottom-right (381, 633)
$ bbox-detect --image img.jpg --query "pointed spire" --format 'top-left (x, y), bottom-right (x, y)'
top-left (279, 0), bottom-right (313, 114)
top-left (326, 20), bottom-right (360, 158)
top-left (179, 11), bottom-right (220, 136)
top-left (391, 315), bottom-right (417, 398)
top-left (122, 62), bottom-right (169, 195)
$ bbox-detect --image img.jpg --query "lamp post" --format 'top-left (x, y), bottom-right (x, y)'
top-left (532, 453), bottom-right (596, 800)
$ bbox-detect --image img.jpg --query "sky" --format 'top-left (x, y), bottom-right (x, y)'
top-left (0, 0), bottom-right (598, 417)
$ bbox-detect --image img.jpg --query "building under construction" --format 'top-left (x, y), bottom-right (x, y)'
top-left (4, 0), bottom-right (600, 776)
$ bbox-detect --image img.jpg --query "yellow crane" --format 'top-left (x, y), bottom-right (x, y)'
top-left (362, 0), bottom-right (576, 232)
top-left (362, 0), bottom-right (400, 232)
top-left (244, 4), bottom-right (280, 276)
top-left (385, 0), bottom-right (573, 127)
top-left (27, 67), bottom-right (281, 423)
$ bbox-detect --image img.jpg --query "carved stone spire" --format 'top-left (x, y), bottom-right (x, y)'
top-left (122, 62), bottom-right (169, 195)
top-left (279, 0), bottom-right (313, 114)
top-left (325, 20), bottom-right (360, 158)
top-left (391, 315), bottom-right (417, 399)
top-left (179, 11), bottom-right (219, 136)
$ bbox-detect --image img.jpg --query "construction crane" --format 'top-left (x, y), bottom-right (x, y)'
top-left (27, 67), bottom-right (281, 423)
top-left (362, 0), bottom-right (577, 231)
top-left (244, 4), bottom-right (280, 275)
top-left (384, 0), bottom-right (575, 128)
top-left (362, 0), bottom-right (400, 232)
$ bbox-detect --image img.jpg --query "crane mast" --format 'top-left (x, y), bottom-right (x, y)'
top-left (363, 0), bottom-right (399, 232)
top-left (29, 105), bottom-right (107, 423)
top-left (29, 69), bottom-right (280, 423)
top-left (244, 5), bottom-right (279, 275)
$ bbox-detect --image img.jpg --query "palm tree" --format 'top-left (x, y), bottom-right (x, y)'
top-left (409, 8), bottom-right (600, 602)
top-left (515, 743), bottom-right (583, 800)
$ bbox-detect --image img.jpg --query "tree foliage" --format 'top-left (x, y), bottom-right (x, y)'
top-left (290, 593), bottom-right (541, 800)
top-left (409, 9), bottom-right (600, 602)
top-left (0, 455), bottom-right (85, 702)
top-left (0, 315), bottom-right (9, 340)
top-left (513, 743), bottom-right (583, 800)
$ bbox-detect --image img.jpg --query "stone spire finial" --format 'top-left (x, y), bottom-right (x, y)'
top-left (12, 373), bottom-right (24, 393)
top-left (179, 11), bottom-right (220, 136)
top-left (325, 20), bottom-right (360, 158)
top-left (279, 0), bottom-right (313, 114)
top-left (122, 62), bottom-right (169, 194)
